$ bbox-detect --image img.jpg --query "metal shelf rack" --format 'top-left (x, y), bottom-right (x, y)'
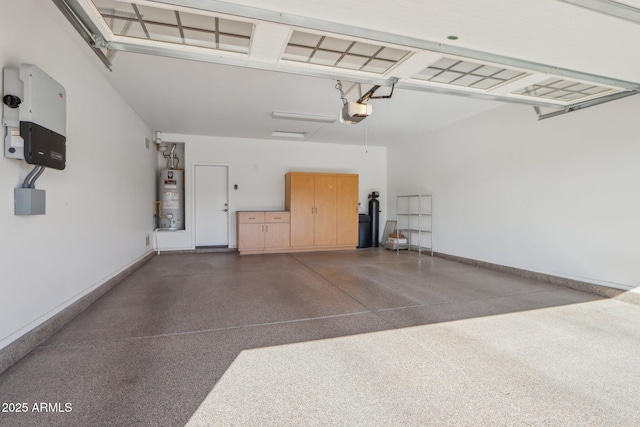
top-left (393, 194), bottom-right (433, 257)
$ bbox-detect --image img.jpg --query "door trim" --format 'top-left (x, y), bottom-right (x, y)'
top-left (191, 162), bottom-right (230, 249)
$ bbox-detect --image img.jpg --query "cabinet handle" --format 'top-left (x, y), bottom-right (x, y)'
top-left (249, 217), bottom-right (256, 220)
top-left (274, 216), bottom-right (281, 220)
top-left (266, 225), bottom-right (269, 232)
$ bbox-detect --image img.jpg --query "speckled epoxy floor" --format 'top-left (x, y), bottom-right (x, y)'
top-left (1, 249), bottom-right (639, 426)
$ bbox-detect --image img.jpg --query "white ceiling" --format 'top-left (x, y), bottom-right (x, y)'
top-left (80, 0), bottom-right (640, 146)
top-left (99, 52), bottom-right (503, 145)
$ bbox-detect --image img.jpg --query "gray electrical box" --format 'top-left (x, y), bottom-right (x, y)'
top-left (15, 188), bottom-right (46, 215)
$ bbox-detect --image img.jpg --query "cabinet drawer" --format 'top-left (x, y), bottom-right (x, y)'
top-left (266, 211), bottom-right (290, 223)
top-left (237, 212), bottom-right (265, 224)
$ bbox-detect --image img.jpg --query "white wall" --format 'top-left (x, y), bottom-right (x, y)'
top-left (0, 1), bottom-right (156, 350)
top-left (388, 97), bottom-right (640, 290)
top-left (156, 134), bottom-right (387, 250)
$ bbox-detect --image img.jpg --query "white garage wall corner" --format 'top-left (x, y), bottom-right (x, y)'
top-left (388, 97), bottom-right (640, 290)
top-left (157, 134), bottom-right (387, 250)
top-left (0, 1), bottom-right (156, 351)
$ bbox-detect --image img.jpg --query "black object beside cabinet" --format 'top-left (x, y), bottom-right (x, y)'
top-left (358, 214), bottom-right (372, 248)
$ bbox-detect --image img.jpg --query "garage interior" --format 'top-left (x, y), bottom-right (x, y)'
top-left (1, 1), bottom-right (639, 426)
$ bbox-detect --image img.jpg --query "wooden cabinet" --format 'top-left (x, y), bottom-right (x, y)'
top-left (336, 174), bottom-right (359, 246)
top-left (237, 211), bottom-right (290, 255)
top-left (314, 174), bottom-right (338, 246)
top-left (287, 174), bottom-right (315, 247)
top-left (264, 212), bottom-right (291, 248)
top-left (285, 172), bottom-right (358, 251)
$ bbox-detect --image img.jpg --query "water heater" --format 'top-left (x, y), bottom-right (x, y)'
top-left (157, 169), bottom-right (185, 230)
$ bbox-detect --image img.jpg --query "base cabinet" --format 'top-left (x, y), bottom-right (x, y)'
top-left (237, 211), bottom-right (290, 255)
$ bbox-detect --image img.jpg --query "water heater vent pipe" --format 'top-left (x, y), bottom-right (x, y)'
top-left (169, 144), bottom-right (177, 169)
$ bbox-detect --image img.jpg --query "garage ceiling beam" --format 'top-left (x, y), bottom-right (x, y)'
top-left (558, 0), bottom-right (640, 25)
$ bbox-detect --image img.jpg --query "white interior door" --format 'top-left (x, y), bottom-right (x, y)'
top-left (195, 165), bottom-right (229, 247)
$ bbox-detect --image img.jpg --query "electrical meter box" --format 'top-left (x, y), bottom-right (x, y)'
top-left (3, 64), bottom-right (67, 169)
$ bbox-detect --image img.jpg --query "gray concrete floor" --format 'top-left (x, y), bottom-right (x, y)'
top-left (1, 249), bottom-right (639, 426)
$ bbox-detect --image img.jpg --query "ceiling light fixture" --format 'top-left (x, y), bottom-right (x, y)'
top-left (271, 111), bottom-right (336, 123)
top-left (271, 131), bottom-right (306, 138)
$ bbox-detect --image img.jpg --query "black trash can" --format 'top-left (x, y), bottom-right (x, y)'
top-left (358, 214), bottom-right (372, 248)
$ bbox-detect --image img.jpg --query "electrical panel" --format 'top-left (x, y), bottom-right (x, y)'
top-left (3, 64), bottom-right (67, 170)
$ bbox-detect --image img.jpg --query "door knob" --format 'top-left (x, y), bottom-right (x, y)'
top-left (222, 209), bottom-right (228, 212)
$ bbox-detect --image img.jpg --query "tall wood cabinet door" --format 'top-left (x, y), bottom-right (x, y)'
top-left (238, 223), bottom-right (265, 250)
top-left (336, 175), bottom-right (359, 246)
top-left (289, 174), bottom-right (315, 247)
top-left (314, 174), bottom-right (337, 246)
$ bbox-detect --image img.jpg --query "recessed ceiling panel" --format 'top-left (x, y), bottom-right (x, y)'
top-left (349, 42), bottom-right (382, 57)
top-left (136, 5), bottom-right (177, 25)
top-left (310, 50), bottom-right (342, 66)
top-left (282, 30), bottom-right (411, 74)
top-left (473, 65), bottom-right (503, 77)
top-left (92, 0), bottom-right (132, 14)
top-left (288, 31), bottom-right (322, 47)
top-left (362, 58), bottom-right (395, 74)
top-left (219, 34), bottom-right (251, 52)
top-left (431, 71), bottom-right (464, 84)
top-left (454, 74), bottom-right (484, 86)
top-left (109, 18), bottom-right (145, 38)
top-left (450, 61), bottom-right (481, 73)
top-left (377, 47), bottom-right (411, 62)
top-left (145, 23), bottom-right (181, 44)
top-left (178, 12), bottom-right (215, 30)
top-left (91, 0), bottom-right (253, 54)
top-left (340, 54), bottom-right (369, 70)
top-left (472, 78), bottom-right (503, 89)
top-left (219, 19), bottom-right (253, 37)
top-left (183, 29), bottom-right (216, 49)
top-left (320, 37), bottom-right (352, 52)
top-left (282, 45), bottom-right (314, 62)
top-left (512, 78), bottom-right (615, 102)
top-left (413, 57), bottom-right (528, 90)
